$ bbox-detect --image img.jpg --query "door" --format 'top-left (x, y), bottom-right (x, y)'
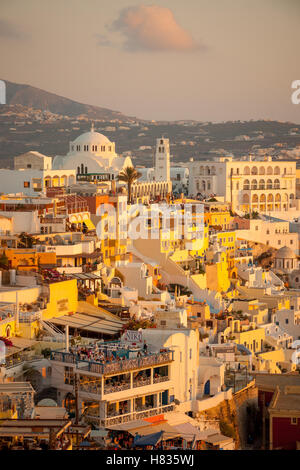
top-left (204, 380), bottom-right (210, 395)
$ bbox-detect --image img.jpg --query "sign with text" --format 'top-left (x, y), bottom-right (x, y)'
top-left (123, 330), bottom-right (143, 344)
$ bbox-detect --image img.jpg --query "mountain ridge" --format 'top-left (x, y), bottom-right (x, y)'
top-left (1, 78), bottom-right (137, 122)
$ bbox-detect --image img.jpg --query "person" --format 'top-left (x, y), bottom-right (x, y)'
top-left (143, 341), bottom-right (148, 354)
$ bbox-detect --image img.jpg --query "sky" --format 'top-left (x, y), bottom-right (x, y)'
top-left (0, 0), bottom-right (300, 122)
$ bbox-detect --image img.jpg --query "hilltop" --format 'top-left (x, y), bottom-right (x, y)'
top-left (2, 79), bottom-right (136, 122)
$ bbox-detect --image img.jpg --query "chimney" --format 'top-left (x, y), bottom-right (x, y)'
top-left (9, 269), bottom-right (16, 285)
top-left (15, 291), bottom-right (19, 331)
top-left (65, 325), bottom-right (69, 352)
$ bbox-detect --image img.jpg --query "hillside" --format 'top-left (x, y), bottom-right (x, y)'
top-left (2, 79), bottom-right (136, 122)
top-left (0, 80), bottom-right (300, 168)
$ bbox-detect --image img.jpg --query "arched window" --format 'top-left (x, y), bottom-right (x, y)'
top-left (77, 166), bottom-right (80, 174)
top-left (274, 179), bottom-right (280, 189)
top-left (259, 167), bottom-right (265, 175)
top-left (259, 179), bottom-right (265, 190)
top-left (243, 179), bottom-right (250, 190)
top-left (251, 166), bottom-right (258, 175)
top-left (251, 179), bottom-right (258, 190)
top-left (267, 179), bottom-right (272, 189)
top-left (81, 163), bottom-right (84, 174)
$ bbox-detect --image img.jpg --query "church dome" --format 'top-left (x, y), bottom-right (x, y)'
top-left (275, 246), bottom-right (297, 259)
top-left (72, 131), bottom-right (112, 146)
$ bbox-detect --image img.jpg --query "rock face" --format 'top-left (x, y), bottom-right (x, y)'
top-left (196, 383), bottom-right (259, 449)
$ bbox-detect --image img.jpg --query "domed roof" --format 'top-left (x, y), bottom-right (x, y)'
top-left (275, 246), bottom-right (297, 259)
top-left (72, 130), bottom-right (112, 146)
top-left (37, 398), bottom-right (58, 407)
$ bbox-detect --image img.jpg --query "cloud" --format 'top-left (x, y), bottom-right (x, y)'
top-left (0, 19), bottom-right (27, 40)
top-left (96, 34), bottom-right (114, 48)
top-left (108, 5), bottom-right (204, 52)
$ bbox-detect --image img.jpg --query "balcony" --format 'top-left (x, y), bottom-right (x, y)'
top-left (133, 377), bottom-right (151, 388)
top-left (50, 350), bottom-right (173, 376)
top-left (85, 403), bottom-right (176, 427)
top-left (104, 383), bottom-right (130, 394)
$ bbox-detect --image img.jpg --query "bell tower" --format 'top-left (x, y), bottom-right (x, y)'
top-left (154, 137), bottom-right (170, 182)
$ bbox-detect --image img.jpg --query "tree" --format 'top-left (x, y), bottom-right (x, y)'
top-left (117, 166), bottom-right (141, 204)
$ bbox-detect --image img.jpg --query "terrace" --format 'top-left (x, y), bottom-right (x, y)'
top-left (51, 347), bottom-right (173, 376)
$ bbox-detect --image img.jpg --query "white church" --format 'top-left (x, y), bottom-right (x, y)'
top-left (0, 127), bottom-right (172, 201)
top-left (53, 124), bottom-right (133, 181)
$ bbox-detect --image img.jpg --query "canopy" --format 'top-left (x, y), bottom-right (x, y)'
top-left (133, 431), bottom-right (163, 447)
top-left (83, 219), bottom-right (96, 231)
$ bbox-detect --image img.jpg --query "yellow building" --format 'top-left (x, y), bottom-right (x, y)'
top-left (223, 319), bottom-right (266, 354)
top-left (206, 251), bottom-right (231, 293)
top-left (0, 248), bottom-right (56, 271)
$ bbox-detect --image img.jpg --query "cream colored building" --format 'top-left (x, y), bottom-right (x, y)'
top-left (187, 155), bottom-right (296, 213)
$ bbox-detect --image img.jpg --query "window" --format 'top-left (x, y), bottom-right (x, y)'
top-left (27, 164), bottom-right (31, 168)
top-left (189, 349), bottom-right (192, 359)
top-left (24, 181), bottom-right (30, 188)
top-left (291, 417), bottom-right (297, 425)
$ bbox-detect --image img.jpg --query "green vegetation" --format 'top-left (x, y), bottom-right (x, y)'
top-left (117, 166), bottom-right (141, 203)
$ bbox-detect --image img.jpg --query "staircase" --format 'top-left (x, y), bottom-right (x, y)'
top-left (40, 320), bottom-right (65, 340)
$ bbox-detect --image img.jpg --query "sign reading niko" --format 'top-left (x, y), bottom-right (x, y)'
top-left (123, 330), bottom-right (143, 344)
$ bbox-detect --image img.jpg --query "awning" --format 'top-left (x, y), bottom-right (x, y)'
top-left (5, 337), bottom-right (37, 357)
top-left (133, 431), bottom-right (163, 447)
top-left (174, 422), bottom-right (203, 442)
top-left (134, 422), bottom-right (180, 440)
top-left (105, 420), bottom-right (151, 432)
top-left (51, 311), bottom-right (123, 336)
top-left (83, 219), bottom-right (96, 231)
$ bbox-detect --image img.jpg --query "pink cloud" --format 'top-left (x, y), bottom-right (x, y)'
top-left (111, 5), bottom-right (204, 52)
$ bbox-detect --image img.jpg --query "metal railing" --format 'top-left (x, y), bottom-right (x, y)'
top-left (51, 350), bottom-right (173, 375)
top-left (87, 403), bottom-right (176, 427)
top-left (104, 383), bottom-right (131, 394)
top-left (133, 377), bottom-right (151, 388)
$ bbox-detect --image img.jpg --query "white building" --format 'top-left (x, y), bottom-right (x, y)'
top-left (53, 125), bottom-right (133, 182)
top-left (187, 155), bottom-right (296, 213)
top-left (154, 137), bottom-right (170, 182)
top-left (14, 151), bottom-right (52, 171)
top-left (0, 168), bottom-right (76, 196)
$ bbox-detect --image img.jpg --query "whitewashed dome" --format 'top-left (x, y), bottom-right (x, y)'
top-left (275, 246), bottom-right (297, 259)
top-left (72, 130), bottom-right (112, 146)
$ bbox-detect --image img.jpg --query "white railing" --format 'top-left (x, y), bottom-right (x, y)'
top-left (97, 403), bottom-right (175, 427)
top-left (104, 383), bottom-right (131, 394)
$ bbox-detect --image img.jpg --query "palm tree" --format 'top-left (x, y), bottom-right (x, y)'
top-left (117, 166), bottom-right (141, 204)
